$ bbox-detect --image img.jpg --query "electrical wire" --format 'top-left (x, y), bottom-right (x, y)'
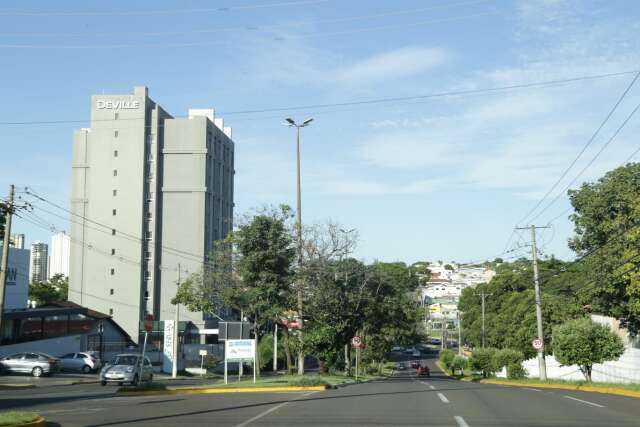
top-left (1, 70), bottom-right (636, 126)
top-left (517, 70), bottom-right (640, 227)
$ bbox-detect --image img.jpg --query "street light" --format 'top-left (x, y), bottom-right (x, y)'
top-left (284, 117), bottom-right (313, 375)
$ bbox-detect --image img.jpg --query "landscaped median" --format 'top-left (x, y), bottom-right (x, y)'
top-left (479, 378), bottom-right (640, 399)
top-left (0, 411), bottom-right (44, 427)
top-left (0, 384), bottom-right (35, 391)
top-left (116, 374), bottom-right (384, 396)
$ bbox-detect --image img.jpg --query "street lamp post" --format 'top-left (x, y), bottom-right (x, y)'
top-left (285, 117), bottom-right (313, 375)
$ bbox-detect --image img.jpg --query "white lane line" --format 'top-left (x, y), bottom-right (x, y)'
top-left (429, 385), bottom-right (436, 390)
top-left (419, 381), bottom-right (430, 386)
top-left (234, 391), bottom-right (318, 427)
top-left (523, 387), bottom-right (541, 392)
top-left (437, 392), bottom-right (449, 403)
top-left (563, 395), bottom-right (604, 408)
top-left (454, 415), bottom-right (470, 427)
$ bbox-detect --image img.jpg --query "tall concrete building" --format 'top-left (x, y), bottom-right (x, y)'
top-left (11, 234), bottom-right (25, 249)
top-left (29, 241), bottom-right (48, 283)
top-left (69, 87), bottom-right (235, 340)
top-left (49, 231), bottom-right (70, 278)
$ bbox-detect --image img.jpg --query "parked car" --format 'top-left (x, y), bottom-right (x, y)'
top-left (404, 347), bottom-right (416, 354)
top-left (59, 352), bottom-right (101, 373)
top-left (412, 350), bottom-right (421, 358)
top-left (391, 346), bottom-right (404, 352)
top-left (0, 352), bottom-right (60, 377)
top-left (100, 354), bottom-right (153, 386)
top-left (410, 360), bottom-right (420, 369)
top-left (395, 362), bottom-right (407, 370)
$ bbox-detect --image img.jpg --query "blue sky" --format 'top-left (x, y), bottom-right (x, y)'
top-left (2, 0), bottom-right (640, 264)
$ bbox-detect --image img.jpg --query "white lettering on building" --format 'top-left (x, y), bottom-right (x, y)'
top-left (96, 99), bottom-right (141, 110)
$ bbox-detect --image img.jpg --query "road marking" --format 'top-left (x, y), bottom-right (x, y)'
top-left (437, 392), bottom-right (449, 403)
top-left (429, 385), bottom-right (436, 390)
top-left (419, 381), bottom-right (430, 386)
top-left (563, 395), bottom-right (604, 408)
top-left (234, 391), bottom-right (318, 427)
top-left (454, 415), bottom-right (470, 427)
top-left (523, 387), bottom-right (541, 392)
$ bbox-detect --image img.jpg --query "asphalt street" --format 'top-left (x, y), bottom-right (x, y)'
top-left (1, 355), bottom-right (639, 426)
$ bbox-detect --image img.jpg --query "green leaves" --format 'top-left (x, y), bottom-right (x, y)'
top-left (552, 318), bottom-right (624, 382)
top-left (29, 274), bottom-right (68, 305)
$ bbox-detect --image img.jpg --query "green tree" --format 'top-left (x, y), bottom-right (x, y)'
top-left (568, 163), bottom-right (640, 334)
top-left (552, 318), bottom-right (625, 382)
top-left (29, 274), bottom-right (68, 305)
top-left (439, 349), bottom-right (455, 373)
top-left (451, 356), bottom-right (468, 375)
top-left (469, 348), bottom-right (498, 378)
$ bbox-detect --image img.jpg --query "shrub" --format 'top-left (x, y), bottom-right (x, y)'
top-left (493, 348), bottom-right (525, 378)
top-left (506, 363), bottom-right (527, 379)
top-left (451, 356), bottom-right (468, 375)
top-left (469, 348), bottom-right (498, 378)
top-left (288, 376), bottom-right (329, 387)
top-left (439, 349), bottom-right (456, 372)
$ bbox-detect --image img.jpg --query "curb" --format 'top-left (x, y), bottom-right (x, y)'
top-left (2, 415), bottom-right (46, 427)
top-left (69, 380), bottom-right (100, 385)
top-left (117, 385), bottom-right (329, 396)
top-left (480, 379), bottom-right (640, 399)
top-left (0, 384), bottom-right (36, 390)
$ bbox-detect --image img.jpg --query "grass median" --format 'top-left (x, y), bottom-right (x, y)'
top-left (479, 377), bottom-right (640, 393)
top-left (0, 411), bottom-right (39, 426)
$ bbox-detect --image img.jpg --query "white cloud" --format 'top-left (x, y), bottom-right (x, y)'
top-left (319, 178), bottom-right (440, 196)
top-left (335, 46), bottom-right (448, 85)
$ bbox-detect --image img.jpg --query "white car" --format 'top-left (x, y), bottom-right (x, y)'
top-left (59, 352), bottom-right (101, 373)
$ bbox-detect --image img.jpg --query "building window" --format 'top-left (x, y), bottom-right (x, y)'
top-left (111, 229), bottom-right (116, 235)
top-left (112, 209), bottom-right (116, 216)
top-left (114, 150), bottom-right (118, 157)
top-left (113, 169), bottom-right (117, 177)
top-left (113, 189), bottom-right (117, 196)
top-left (114, 113), bottom-right (119, 120)
top-left (109, 308), bottom-right (113, 315)
top-left (147, 231), bottom-right (152, 238)
top-left (146, 212), bottom-right (152, 219)
top-left (110, 289), bottom-right (114, 295)
top-left (110, 268), bottom-right (115, 275)
top-left (114, 130), bottom-right (119, 138)
top-left (111, 249), bottom-right (115, 255)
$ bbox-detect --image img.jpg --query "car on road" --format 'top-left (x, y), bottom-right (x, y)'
top-left (390, 346), bottom-right (404, 352)
top-left (404, 347), bottom-right (416, 354)
top-left (417, 364), bottom-right (430, 377)
top-left (59, 352), bottom-right (101, 373)
top-left (410, 360), bottom-right (420, 369)
top-left (0, 352), bottom-right (60, 377)
top-left (412, 350), bottom-right (421, 357)
top-left (100, 354), bottom-right (153, 386)
top-left (395, 362), bottom-right (406, 370)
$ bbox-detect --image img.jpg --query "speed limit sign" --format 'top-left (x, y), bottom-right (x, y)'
top-left (351, 336), bottom-right (362, 349)
top-left (532, 338), bottom-right (543, 351)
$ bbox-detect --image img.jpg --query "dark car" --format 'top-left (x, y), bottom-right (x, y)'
top-left (417, 365), bottom-right (430, 377)
top-left (410, 360), bottom-right (420, 369)
top-left (0, 352), bottom-right (60, 377)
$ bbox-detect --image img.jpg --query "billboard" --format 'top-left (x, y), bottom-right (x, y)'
top-left (225, 339), bottom-right (255, 361)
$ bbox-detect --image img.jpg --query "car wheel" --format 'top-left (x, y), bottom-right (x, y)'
top-left (82, 365), bottom-right (92, 374)
top-left (101, 381), bottom-right (107, 386)
top-left (32, 367), bottom-right (43, 377)
top-left (132, 374), bottom-right (139, 387)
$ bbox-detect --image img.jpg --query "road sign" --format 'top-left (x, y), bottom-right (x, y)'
top-left (532, 338), bottom-right (543, 351)
top-left (351, 336), bottom-right (362, 348)
top-left (199, 349), bottom-right (208, 356)
top-left (144, 314), bottom-right (154, 333)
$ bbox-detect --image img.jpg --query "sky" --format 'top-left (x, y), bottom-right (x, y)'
top-left (1, 0), bottom-right (640, 265)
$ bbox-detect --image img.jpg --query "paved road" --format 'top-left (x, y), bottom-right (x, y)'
top-left (1, 357), bottom-right (639, 426)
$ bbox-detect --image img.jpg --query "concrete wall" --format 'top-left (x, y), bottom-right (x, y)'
top-left (0, 334), bottom-right (83, 358)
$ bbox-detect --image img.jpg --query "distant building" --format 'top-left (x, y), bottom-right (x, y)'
top-left (69, 87), bottom-right (235, 341)
top-left (10, 234), bottom-right (25, 249)
top-left (49, 232), bottom-right (70, 278)
top-left (0, 247), bottom-right (29, 310)
top-left (29, 242), bottom-right (48, 283)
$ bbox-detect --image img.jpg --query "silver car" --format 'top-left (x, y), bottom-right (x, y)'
top-left (59, 352), bottom-right (101, 373)
top-left (0, 352), bottom-right (60, 377)
top-left (100, 354), bottom-right (153, 386)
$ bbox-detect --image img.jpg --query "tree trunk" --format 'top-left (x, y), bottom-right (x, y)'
top-left (346, 344), bottom-right (352, 376)
top-left (319, 359), bottom-right (327, 375)
top-left (297, 349), bottom-right (304, 375)
top-left (282, 327), bottom-right (293, 374)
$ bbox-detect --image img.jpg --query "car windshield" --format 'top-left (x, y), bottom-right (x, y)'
top-left (111, 356), bottom-right (138, 366)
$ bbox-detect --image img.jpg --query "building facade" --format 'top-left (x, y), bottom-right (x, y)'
top-left (69, 87), bottom-right (235, 340)
top-left (49, 231), bottom-right (70, 279)
top-left (11, 234), bottom-right (25, 249)
top-left (29, 242), bottom-right (48, 283)
top-left (0, 247), bottom-right (29, 313)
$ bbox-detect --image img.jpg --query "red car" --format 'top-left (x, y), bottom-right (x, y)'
top-left (417, 365), bottom-right (430, 377)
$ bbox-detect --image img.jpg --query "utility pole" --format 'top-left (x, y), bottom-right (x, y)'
top-left (477, 289), bottom-right (492, 349)
top-left (516, 225), bottom-right (549, 381)
top-left (273, 323), bottom-right (278, 372)
top-left (457, 311), bottom-right (462, 356)
top-left (0, 185), bottom-right (15, 342)
top-left (172, 264), bottom-right (180, 379)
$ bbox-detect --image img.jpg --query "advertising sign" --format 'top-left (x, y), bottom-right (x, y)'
top-left (163, 320), bottom-right (175, 373)
top-left (225, 339), bottom-right (256, 360)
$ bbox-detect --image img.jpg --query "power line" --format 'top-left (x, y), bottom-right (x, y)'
top-left (517, 70), bottom-right (640, 227)
top-left (1, 70), bottom-right (636, 127)
top-left (530, 100), bottom-right (640, 224)
top-left (0, 10), bottom-right (499, 49)
top-left (0, 0), bottom-right (492, 38)
top-left (0, 0), bottom-right (332, 17)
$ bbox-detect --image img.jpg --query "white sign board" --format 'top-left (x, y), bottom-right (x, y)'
top-left (532, 338), bottom-right (544, 351)
top-left (199, 349), bottom-right (208, 356)
top-left (163, 320), bottom-right (175, 373)
top-left (225, 339), bottom-right (256, 360)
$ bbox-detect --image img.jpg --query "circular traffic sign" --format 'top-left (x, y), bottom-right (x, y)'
top-left (144, 314), bottom-right (154, 333)
top-left (351, 336), bottom-right (362, 348)
top-left (532, 338), bottom-right (543, 351)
